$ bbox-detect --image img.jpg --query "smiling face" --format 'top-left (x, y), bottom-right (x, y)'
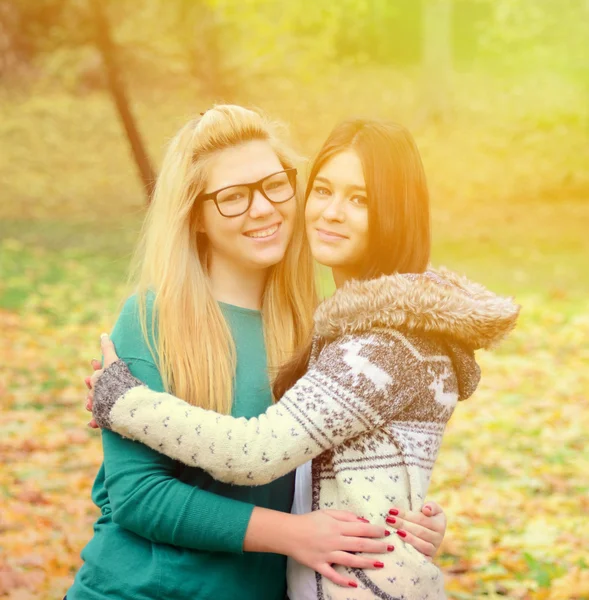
top-left (305, 150), bottom-right (369, 282)
top-left (199, 139), bottom-right (296, 273)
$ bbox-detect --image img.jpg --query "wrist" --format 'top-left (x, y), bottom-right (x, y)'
top-left (243, 507), bottom-right (298, 556)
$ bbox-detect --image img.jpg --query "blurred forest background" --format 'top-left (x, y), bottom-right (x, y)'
top-left (0, 0), bottom-right (588, 598)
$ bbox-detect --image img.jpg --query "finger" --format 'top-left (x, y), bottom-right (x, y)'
top-left (90, 369), bottom-right (104, 389)
top-left (91, 359), bottom-right (102, 371)
top-left (341, 522), bottom-right (387, 539)
top-left (393, 528), bottom-right (437, 558)
top-left (389, 508), bottom-right (444, 534)
top-left (329, 550), bottom-right (386, 571)
top-left (84, 376), bottom-right (92, 390)
top-left (85, 396), bottom-right (93, 412)
top-left (385, 516), bottom-right (440, 544)
top-left (339, 537), bottom-right (393, 555)
top-left (87, 418), bottom-right (99, 429)
top-left (100, 333), bottom-right (119, 368)
top-left (422, 500), bottom-right (444, 517)
top-left (324, 510), bottom-right (368, 523)
top-left (315, 563), bottom-right (357, 589)
top-left (387, 505), bottom-right (404, 515)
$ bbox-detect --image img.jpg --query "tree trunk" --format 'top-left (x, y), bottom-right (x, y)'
top-left (91, 0), bottom-right (155, 202)
top-left (422, 0), bottom-right (453, 122)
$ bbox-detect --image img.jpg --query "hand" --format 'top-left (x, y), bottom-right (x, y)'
top-left (285, 510), bottom-right (393, 588)
top-left (84, 333), bottom-right (120, 429)
top-left (384, 501), bottom-right (447, 559)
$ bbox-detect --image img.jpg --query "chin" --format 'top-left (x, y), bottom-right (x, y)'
top-left (248, 248), bottom-right (288, 269)
top-left (310, 247), bottom-right (344, 269)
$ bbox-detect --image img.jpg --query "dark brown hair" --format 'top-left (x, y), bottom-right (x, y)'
top-left (273, 119), bottom-right (431, 398)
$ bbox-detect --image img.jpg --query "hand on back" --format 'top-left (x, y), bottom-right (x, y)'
top-left (84, 333), bottom-right (120, 429)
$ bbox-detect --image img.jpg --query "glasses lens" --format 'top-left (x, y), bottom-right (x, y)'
top-left (262, 171), bottom-right (295, 203)
top-left (216, 186), bottom-right (251, 216)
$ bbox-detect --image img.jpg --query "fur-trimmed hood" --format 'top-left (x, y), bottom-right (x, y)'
top-left (315, 267), bottom-right (520, 351)
top-left (313, 268), bottom-right (519, 401)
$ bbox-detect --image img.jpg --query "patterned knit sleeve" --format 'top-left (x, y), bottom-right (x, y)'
top-left (93, 332), bottom-right (420, 485)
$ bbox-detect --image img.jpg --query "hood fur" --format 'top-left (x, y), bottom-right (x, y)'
top-left (315, 267), bottom-right (520, 351)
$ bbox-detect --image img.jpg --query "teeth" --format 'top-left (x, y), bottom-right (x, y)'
top-left (246, 224), bottom-right (279, 239)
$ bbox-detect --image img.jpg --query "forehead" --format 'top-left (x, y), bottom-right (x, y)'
top-left (205, 140), bottom-right (283, 192)
top-left (317, 150), bottom-right (365, 189)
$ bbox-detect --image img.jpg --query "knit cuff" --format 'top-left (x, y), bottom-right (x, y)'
top-left (93, 360), bottom-right (144, 429)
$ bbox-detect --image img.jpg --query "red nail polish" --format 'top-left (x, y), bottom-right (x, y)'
top-left (385, 517), bottom-right (396, 525)
top-left (348, 581), bottom-right (358, 588)
top-left (384, 530), bottom-right (391, 537)
top-left (374, 561), bottom-right (384, 568)
top-left (357, 517), bottom-right (370, 523)
top-left (397, 530), bottom-right (407, 538)
top-left (387, 545), bottom-right (395, 552)
top-left (389, 508), bottom-right (399, 516)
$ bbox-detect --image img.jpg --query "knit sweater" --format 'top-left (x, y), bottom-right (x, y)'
top-left (93, 269), bottom-right (519, 600)
top-left (68, 296), bottom-right (294, 600)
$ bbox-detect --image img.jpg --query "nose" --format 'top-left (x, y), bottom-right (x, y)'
top-left (322, 195), bottom-right (345, 223)
top-left (248, 190), bottom-right (275, 219)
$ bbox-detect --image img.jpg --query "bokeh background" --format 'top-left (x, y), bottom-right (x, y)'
top-left (1, 1), bottom-right (588, 598)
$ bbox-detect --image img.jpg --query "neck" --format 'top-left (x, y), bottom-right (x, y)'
top-left (208, 253), bottom-right (268, 310)
top-left (332, 267), bottom-right (357, 289)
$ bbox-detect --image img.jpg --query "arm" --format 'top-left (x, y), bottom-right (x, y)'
top-left (99, 299), bottom-right (255, 552)
top-left (94, 332), bottom-right (418, 486)
top-left (107, 382), bottom-right (390, 584)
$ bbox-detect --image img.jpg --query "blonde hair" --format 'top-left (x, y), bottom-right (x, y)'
top-left (128, 105), bottom-right (316, 413)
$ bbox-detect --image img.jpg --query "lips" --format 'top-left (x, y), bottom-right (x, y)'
top-left (244, 222), bottom-right (281, 239)
top-left (315, 227), bottom-right (348, 241)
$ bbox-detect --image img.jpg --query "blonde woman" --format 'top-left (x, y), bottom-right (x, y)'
top-left (88, 118), bottom-right (518, 599)
top-left (68, 107), bottom-right (443, 600)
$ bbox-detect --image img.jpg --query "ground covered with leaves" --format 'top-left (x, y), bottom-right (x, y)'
top-left (1, 218), bottom-right (587, 599)
top-left (1, 68), bottom-right (588, 598)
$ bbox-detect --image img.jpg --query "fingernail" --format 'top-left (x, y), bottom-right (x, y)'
top-left (389, 508), bottom-right (399, 516)
top-left (101, 333), bottom-right (108, 339)
top-left (357, 517), bottom-right (370, 523)
top-left (384, 530), bottom-right (391, 537)
top-left (424, 505), bottom-right (432, 511)
top-left (348, 581), bottom-right (358, 588)
top-left (387, 545), bottom-right (395, 552)
top-left (374, 561), bottom-right (384, 568)
top-left (397, 530), bottom-right (407, 538)
top-left (386, 517), bottom-right (396, 525)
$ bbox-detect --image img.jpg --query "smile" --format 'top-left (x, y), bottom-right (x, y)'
top-left (316, 228), bottom-right (348, 241)
top-left (244, 223), bottom-right (281, 239)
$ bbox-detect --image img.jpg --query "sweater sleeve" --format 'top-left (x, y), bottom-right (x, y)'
top-left (100, 296), bottom-right (254, 552)
top-left (94, 332), bottom-right (420, 486)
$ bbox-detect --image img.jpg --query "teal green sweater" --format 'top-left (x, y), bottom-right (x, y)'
top-left (67, 295), bottom-right (294, 600)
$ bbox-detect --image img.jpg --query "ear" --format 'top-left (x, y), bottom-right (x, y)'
top-left (193, 211), bottom-right (206, 234)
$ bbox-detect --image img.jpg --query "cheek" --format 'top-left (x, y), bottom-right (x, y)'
top-left (352, 211), bottom-right (370, 249)
top-left (200, 203), bottom-right (218, 233)
top-left (201, 205), bottom-right (240, 242)
top-left (281, 197), bottom-right (297, 223)
top-left (305, 196), bottom-right (320, 223)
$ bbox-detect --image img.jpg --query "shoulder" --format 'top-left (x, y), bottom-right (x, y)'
top-left (318, 329), bottom-right (422, 365)
top-left (314, 330), bottom-right (440, 390)
top-left (111, 291), bottom-right (158, 365)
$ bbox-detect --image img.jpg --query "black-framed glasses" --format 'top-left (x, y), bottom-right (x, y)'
top-left (196, 168), bottom-right (297, 218)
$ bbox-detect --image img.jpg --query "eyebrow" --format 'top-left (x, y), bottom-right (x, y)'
top-left (315, 176), bottom-right (366, 193)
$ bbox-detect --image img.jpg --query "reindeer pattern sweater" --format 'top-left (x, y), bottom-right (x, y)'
top-left (93, 269), bottom-right (519, 600)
